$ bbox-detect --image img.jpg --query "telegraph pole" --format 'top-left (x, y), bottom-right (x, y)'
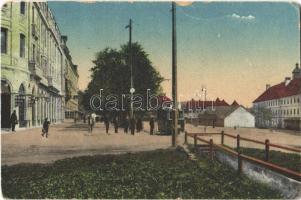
top-left (126, 19), bottom-right (134, 119)
top-left (171, 2), bottom-right (178, 147)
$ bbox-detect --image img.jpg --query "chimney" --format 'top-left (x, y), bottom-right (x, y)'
top-left (266, 84), bottom-right (270, 90)
top-left (285, 77), bottom-right (291, 86)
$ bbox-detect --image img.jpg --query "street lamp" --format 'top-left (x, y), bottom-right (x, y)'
top-left (126, 19), bottom-right (134, 119)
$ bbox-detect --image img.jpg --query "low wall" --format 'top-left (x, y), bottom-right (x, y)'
top-left (215, 151), bottom-right (301, 199)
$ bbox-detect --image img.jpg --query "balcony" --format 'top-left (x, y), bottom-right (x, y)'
top-left (31, 24), bottom-right (38, 40)
top-left (29, 60), bottom-right (43, 80)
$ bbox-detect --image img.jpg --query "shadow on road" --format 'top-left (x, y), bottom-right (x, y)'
top-left (57, 123), bottom-right (89, 132)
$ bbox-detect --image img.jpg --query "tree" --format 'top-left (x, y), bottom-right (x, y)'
top-left (83, 42), bottom-right (164, 114)
top-left (252, 106), bottom-right (272, 128)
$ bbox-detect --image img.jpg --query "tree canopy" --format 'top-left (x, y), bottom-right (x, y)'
top-left (83, 42), bottom-right (164, 113)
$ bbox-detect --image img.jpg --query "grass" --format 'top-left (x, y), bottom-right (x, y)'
top-left (2, 148), bottom-right (282, 199)
top-left (237, 147), bottom-right (301, 173)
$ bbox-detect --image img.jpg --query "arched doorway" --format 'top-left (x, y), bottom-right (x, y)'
top-left (15, 84), bottom-right (26, 127)
top-left (1, 80), bottom-right (11, 128)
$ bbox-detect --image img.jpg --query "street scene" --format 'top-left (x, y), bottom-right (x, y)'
top-left (1, 1), bottom-right (301, 199)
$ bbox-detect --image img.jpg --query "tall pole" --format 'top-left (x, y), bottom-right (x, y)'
top-left (172, 2), bottom-right (178, 147)
top-left (126, 19), bottom-right (134, 119)
top-left (299, 5), bottom-right (301, 65)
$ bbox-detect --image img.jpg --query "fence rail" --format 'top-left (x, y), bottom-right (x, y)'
top-left (185, 131), bottom-right (301, 181)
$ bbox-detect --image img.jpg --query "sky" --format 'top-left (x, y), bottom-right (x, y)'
top-left (48, 1), bottom-right (300, 107)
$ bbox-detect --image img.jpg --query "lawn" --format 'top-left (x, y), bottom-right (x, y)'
top-left (2, 148), bottom-right (282, 199)
top-left (238, 147), bottom-right (301, 173)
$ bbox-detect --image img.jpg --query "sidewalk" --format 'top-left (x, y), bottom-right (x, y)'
top-left (1, 120), bottom-right (174, 166)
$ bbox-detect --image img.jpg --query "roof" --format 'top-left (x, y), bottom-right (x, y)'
top-left (183, 98), bottom-right (229, 110)
top-left (253, 77), bottom-right (301, 103)
top-left (199, 105), bottom-right (252, 120)
top-left (231, 100), bottom-right (239, 106)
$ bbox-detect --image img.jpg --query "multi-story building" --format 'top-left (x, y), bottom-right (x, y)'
top-left (253, 63), bottom-right (301, 130)
top-left (61, 36), bottom-right (79, 119)
top-left (1, 2), bottom-right (77, 130)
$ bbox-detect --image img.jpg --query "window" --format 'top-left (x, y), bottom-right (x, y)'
top-left (20, 34), bottom-right (25, 57)
top-left (32, 6), bottom-right (35, 24)
top-left (32, 44), bottom-right (35, 61)
top-left (20, 2), bottom-right (25, 15)
top-left (1, 28), bottom-right (7, 54)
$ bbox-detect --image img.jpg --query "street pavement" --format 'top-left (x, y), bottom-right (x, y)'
top-left (1, 120), bottom-right (176, 166)
top-left (1, 120), bottom-right (300, 166)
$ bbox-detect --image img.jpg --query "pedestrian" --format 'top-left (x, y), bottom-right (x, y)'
top-left (88, 114), bottom-right (94, 133)
top-left (130, 117), bottom-right (136, 135)
top-left (136, 118), bottom-right (143, 133)
top-left (113, 117), bottom-right (118, 133)
top-left (149, 117), bottom-right (155, 135)
top-left (9, 110), bottom-right (18, 132)
top-left (104, 116), bottom-right (110, 134)
top-left (83, 114), bottom-right (86, 123)
top-left (41, 118), bottom-right (50, 138)
top-left (123, 117), bottom-right (129, 133)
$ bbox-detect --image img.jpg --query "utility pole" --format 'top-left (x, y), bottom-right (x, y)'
top-left (171, 2), bottom-right (178, 147)
top-left (126, 19), bottom-right (134, 119)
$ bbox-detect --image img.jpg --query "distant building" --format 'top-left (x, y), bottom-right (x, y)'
top-left (182, 98), bottom-right (230, 118)
top-left (253, 64), bottom-right (301, 131)
top-left (61, 36), bottom-right (79, 119)
top-left (198, 105), bottom-right (255, 128)
top-left (1, 2), bottom-right (77, 130)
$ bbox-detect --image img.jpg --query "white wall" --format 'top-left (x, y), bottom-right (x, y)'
top-left (224, 107), bottom-right (255, 128)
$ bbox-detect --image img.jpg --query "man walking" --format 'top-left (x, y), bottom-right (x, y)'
top-left (88, 114), bottom-right (94, 133)
top-left (123, 117), bottom-right (129, 133)
top-left (149, 117), bottom-right (155, 135)
top-left (9, 110), bottom-right (18, 132)
top-left (41, 118), bottom-right (50, 138)
top-left (113, 117), bottom-right (118, 133)
top-left (130, 117), bottom-right (135, 135)
top-left (104, 116), bottom-right (110, 134)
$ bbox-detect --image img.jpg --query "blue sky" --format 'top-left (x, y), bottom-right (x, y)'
top-left (48, 1), bottom-right (300, 107)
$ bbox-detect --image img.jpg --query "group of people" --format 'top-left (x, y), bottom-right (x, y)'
top-left (103, 116), bottom-right (141, 135)
top-left (9, 110), bottom-right (51, 138)
top-left (84, 113), bottom-right (156, 135)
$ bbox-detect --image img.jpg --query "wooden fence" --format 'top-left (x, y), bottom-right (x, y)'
top-left (185, 131), bottom-right (301, 181)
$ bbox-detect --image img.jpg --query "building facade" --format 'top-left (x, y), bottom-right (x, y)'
top-left (61, 36), bottom-right (79, 119)
top-left (253, 64), bottom-right (301, 130)
top-left (1, 2), bottom-right (77, 129)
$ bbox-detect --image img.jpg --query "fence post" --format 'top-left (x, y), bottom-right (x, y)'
top-left (184, 131), bottom-right (187, 144)
top-left (194, 134), bottom-right (197, 148)
top-left (209, 139), bottom-right (213, 160)
top-left (265, 139), bottom-right (270, 161)
top-left (238, 151), bottom-right (243, 174)
top-left (237, 134), bottom-right (240, 152)
top-left (221, 131), bottom-right (224, 145)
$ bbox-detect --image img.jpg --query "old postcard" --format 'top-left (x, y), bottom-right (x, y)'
top-left (1, 1), bottom-right (300, 199)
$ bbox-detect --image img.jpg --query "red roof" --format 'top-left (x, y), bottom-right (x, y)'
top-left (231, 100), bottom-right (239, 106)
top-left (253, 78), bottom-right (301, 103)
top-left (184, 98), bottom-right (229, 110)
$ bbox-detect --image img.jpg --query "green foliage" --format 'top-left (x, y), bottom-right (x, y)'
top-left (83, 43), bottom-right (164, 112)
top-left (2, 149), bottom-right (282, 199)
top-left (238, 147), bottom-right (301, 173)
